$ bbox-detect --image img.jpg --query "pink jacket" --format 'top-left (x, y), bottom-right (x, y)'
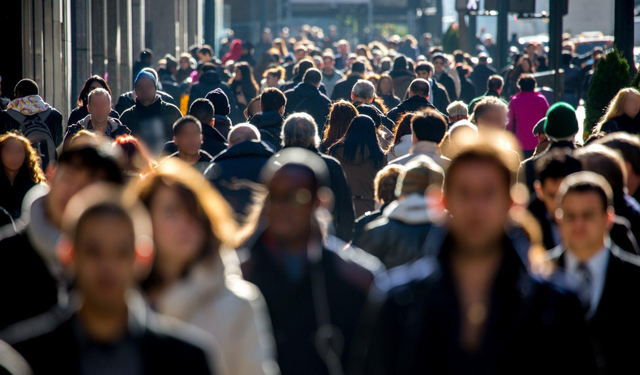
top-left (508, 91), bottom-right (549, 151)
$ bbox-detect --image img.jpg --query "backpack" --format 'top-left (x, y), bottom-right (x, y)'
top-left (6, 109), bottom-right (56, 167)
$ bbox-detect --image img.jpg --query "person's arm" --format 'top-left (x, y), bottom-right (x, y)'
top-left (508, 99), bottom-right (516, 134)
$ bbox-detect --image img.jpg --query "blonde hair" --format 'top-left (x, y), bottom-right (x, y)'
top-left (596, 88), bottom-right (640, 133)
top-left (0, 132), bottom-right (46, 183)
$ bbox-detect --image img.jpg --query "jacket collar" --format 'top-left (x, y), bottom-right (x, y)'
top-left (213, 140), bottom-right (274, 161)
top-left (410, 141), bottom-right (439, 155)
top-left (382, 194), bottom-right (433, 224)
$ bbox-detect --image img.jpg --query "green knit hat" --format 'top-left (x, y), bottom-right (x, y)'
top-left (543, 102), bottom-right (578, 141)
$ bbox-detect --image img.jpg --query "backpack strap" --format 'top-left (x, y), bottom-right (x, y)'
top-left (5, 110), bottom-right (26, 124)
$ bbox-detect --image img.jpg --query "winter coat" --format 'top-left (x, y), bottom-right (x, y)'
top-left (434, 71), bottom-right (457, 101)
top-left (352, 203), bottom-right (389, 245)
top-left (284, 83), bottom-right (332, 134)
top-left (249, 111), bottom-right (285, 151)
top-left (600, 113), bottom-right (640, 135)
top-left (67, 104), bottom-right (119, 125)
top-left (456, 67), bottom-right (477, 105)
top-left (188, 71), bottom-right (240, 122)
top-left (214, 114), bottom-right (233, 139)
top-left (0, 168), bottom-right (38, 223)
top-left (160, 124), bottom-right (228, 159)
top-left (387, 134), bottom-right (412, 160)
top-left (508, 91), bottom-right (550, 151)
top-left (240, 231), bottom-right (383, 375)
top-left (204, 140), bottom-right (274, 223)
top-left (63, 116), bottom-right (131, 147)
top-left (114, 90), bottom-right (177, 116)
top-left (430, 79), bottom-right (452, 116)
top-left (389, 141), bottom-right (450, 171)
top-left (331, 74), bottom-right (362, 102)
top-left (355, 194), bottom-right (435, 269)
top-left (469, 64), bottom-right (497, 96)
top-left (379, 94), bottom-right (401, 113)
top-left (387, 95), bottom-right (448, 124)
top-left (330, 144), bottom-right (387, 218)
top-left (0, 98), bottom-right (64, 149)
top-left (388, 70), bottom-right (415, 101)
top-left (156, 251), bottom-right (279, 375)
top-left (119, 96), bottom-right (183, 154)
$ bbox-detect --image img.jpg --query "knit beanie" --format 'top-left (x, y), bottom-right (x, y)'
top-left (205, 88), bottom-right (230, 116)
top-left (544, 102), bottom-right (578, 141)
top-left (134, 70), bottom-right (157, 88)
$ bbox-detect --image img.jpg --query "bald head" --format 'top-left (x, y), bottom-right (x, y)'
top-left (228, 124), bottom-right (261, 147)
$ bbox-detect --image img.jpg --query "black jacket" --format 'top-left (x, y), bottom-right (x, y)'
top-left (600, 113), bottom-right (640, 135)
top-left (281, 76), bottom-right (327, 95)
top-left (0, 300), bottom-right (214, 375)
top-left (387, 95), bottom-right (449, 124)
top-left (285, 83), bottom-right (332, 133)
top-left (163, 150), bottom-right (214, 174)
top-left (213, 114), bottom-right (232, 139)
top-left (615, 194), bottom-right (640, 246)
top-left (548, 245), bottom-right (640, 374)
top-left (331, 74), bottom-right (362, 102)
top-left (204, 140), bottom-right (274, 222)
top-left (355, 104), bottom-right (395, 131)
top-left (188, 72), bottom-right (240, 122)
top-left (434, 72), bottom-right (457, 101)
top-left (456, 66), bottom-right (477, 104)
top-left (430, 79), bottom-right (451, 116)
top-left (0, 168), bottom-right (36, 222)
top-left (519, 140), bottom-right (576, 194)
top-left (240, 231), bottom-right (382, 375)
top-left (67, 105), bottom-right (119, 126)
top-left (249, 111), bottom-right (284, 151)
top-left (469, 64), bottom-right (497, 97)
top-left (160, 125), bottom-right (227, 159)
top-left (352, 205), bottom-right (388, 245)
top-left (114, 90), bottom-right (176, 116)
top-left (379, 94), bottom-right (401, 112)
top-left (353, 232), bottom-right (599, 375)
top-left (119, 97), bottom-right (183, 154)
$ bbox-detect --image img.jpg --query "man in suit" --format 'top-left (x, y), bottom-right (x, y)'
top-left (549, 171), bottom-right (640, 374)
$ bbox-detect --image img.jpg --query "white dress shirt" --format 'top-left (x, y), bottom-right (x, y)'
top-left (565, 246), bottom-right (610, 318)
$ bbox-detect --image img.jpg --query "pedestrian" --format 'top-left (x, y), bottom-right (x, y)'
top-left (376, 74), bottom-right (401, 111)
top-left (508, 74), bottom-right (550, 158)
top-left (469, 53), bottom-right (497, 98)
top-left (239, 148), bottom-right (383, 375)
top-left (505, 53), bottom-right (535, 98)
top-left (206, 88), bottom-right (234, 139)
top-left (386, 112), bottom-right (415, 159)
top-left (134, 159), bottom-right (279, 375)
top-left (350, 80), bottom-right (395, 131)
top-left (594, 133), bottom-right (640, 203)
top-left (331, 61), bottom-right (365, 101)
top-left (0, 132), bottom-right (46, 228)
top-left (222, 39), bottom-right (243, 65)
top-left (159, 116), bottom-right (214, 173)
top-left (0, 79), bottom-right (63, 169)
top-left (67, 76), bottom-right (120, 125)
top-left (175, 52), bottom-right (195, 84)
top-left (388, 55), bottom-right (415, 100)
top-left (432, 53), bottom-right (457, 101)
top-left (320, 100), bottom-right (358, 153)
top-left (470, 96), bottom-right (509, 132)
top-left (414, 62), bottom-right (451, 115)
top-left (446, 100), bottom-right (468, 123)
top-left (387, 79), bottom-right (447, 123)
top-left (250, 88), bottom-right (287, 151)
top-left (321, 52), bottom-right (344, 98)
top-left (595, 88), bottom-right (640, 135)
top-left (188, 63), bottom-right (238, 121)
top-left (132, 49), bottom-right (153, 83)
top-left (115, 68), bottom-right (177, 115)
top-left (284, 69), bottom-right (332, 133)
top-left (329, 115), bottom-right (387, 217)
top-left (63, 88), bottom-right (131, 149)
top-left (229, 62), bottom-right (259, 120)
top-left (389, 110), bottom-right (450, 170)
top-left (281, 112), bottom-right (355, 242)
top-left (119, 70), bottom-right (183, 154)
top-left (1, 184), bottom-right (218, 374)
top-left (468, 74), bottom-right (507, 115)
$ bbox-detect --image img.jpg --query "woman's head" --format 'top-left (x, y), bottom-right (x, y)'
top-left (77, 76), bottom-right (111, 106)
top-left (132, 159), bottom-right (236, 287)
top-left (0, 132), bottom-right (46, 183)
top-left (517, 54), bottom-right (534, 74)
top-left (377, 74), bottom-right (395, 96)
top-left (323, 100), bottom-right (358, 149)
top-left (332, 115), bottom-right (385, 168)
top-left (392, 113), bottom-right (415, 149)
top-left (597, 88), bottom-right (640, 131)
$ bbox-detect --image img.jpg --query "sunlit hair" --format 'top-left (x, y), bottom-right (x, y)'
top-left (376, 74), bottom-right (396, 97)
top-left (0, 132), bottom-right (46, 184)
top-left (321, 100), bottom-right (358, 152)
top-left (596, 88), bottom-right (640, 133)
top-left (374, 165), bottom-right (404, 204)
top-left (113, 135), bottom-right (156, 176)
top-left (390, 112), bottom-right (415, 151)
top-left (70, 130), bottom-right (100, 150)
top-left (77, 75), bottom-right (111, 106)
top-left (470, 96), bottom-right (508, 125)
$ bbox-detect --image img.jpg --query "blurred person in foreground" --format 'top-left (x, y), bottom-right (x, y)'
top-left (388, 110), bottom-right (449, 170)
top-left (133, 159), bottom-right (279, 375)
top-left (239, 148), bottom-right (383, 375)
top-left (353, 133), bottom-right (598, 375)
top-left (549, 172), bottom-right (640, 374)
top-left (159, 116), bottom-right (213, 174)
top-left (0, 144), bottom-right (123, 331)
top-left (0, 184), bottom-right (217, 374)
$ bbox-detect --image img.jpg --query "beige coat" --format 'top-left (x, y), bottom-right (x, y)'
top-left (157, 251), bottom-right (280, 375)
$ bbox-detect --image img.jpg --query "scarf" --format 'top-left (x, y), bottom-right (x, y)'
top-left (6, 95), bottom-right (51, 115)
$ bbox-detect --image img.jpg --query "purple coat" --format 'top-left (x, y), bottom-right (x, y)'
top-left (508, 91), bottom-right (549, 151)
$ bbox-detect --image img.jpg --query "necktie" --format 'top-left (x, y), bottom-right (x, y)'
top-left (576, 263), bottom-right (592, 314)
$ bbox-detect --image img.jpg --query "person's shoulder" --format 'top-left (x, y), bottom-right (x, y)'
top-left (161, 101), bottom-right (182, 113)
top-left (146, 311), bottom-right (214, 355)
top-left (0, 306), bottom-right (72, 348)
top-left (324, 236), bottom-right (385, 278)
top-left (373, 257), bottom-right (440, 296)
top-left (610, 245), bottom-right (640, 270)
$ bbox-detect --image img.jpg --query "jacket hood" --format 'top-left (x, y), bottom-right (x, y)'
top-left (392, 56), bottom-right (408, 72)
top-left (7, 95), bottom-right (51, 115)
top-left (214, 140), bottom-right (274, 162)
top-left (250, 110), bottom-right (283, 130)
top-left (222, 39), bottom-right (243, 64)
top-left (383, 194), bottom-right (433, 224)
top-left (200, 71), bottom-right (221, 85)
top-left (213, 114), bottom-right (232, 126)
top-left (202, 124), bottom-right (228, 144)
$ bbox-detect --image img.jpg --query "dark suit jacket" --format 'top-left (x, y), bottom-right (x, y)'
top-left (548, 245), bottom-right (640, 374)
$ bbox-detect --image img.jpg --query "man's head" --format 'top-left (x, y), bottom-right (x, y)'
top-left (134, 70), bottom-right (157, 104)
top-left (574, 145), bottom-right (627, 196)
top-left (555, 172), bottom-right (615, 255)
top-left (478, 53), bottom-right (489, 65)
top-left (374, 165), bottom-right (404, 205)
top-left (351, 79), bottom-right (376, 104)
top-left (61, 185), bottom-right (152, 310)
top-left (260, 88), bottom-right (287, 115)
top-left (444, 142), bottom-right (515, 251)
top-left (415, 62), bottom-right (434, 79)
top-left (140, 49), bottom-right (153, 64)
top-left (227, 124), bottom-right (261, 147)
top-left (282, 113), bottom-right (320, 149)
top-left (173, 116), bottom-right (203, 157)
top-left (14, 79), bottom-right (39, 98)
top-left (47, 144), bottom-right (124, 231)
top-left (351, 61), bottom-right (366, 75)
top-left (534, 149), bottom-right (583, 216)
top-left (432, 54), bottom-right (447, 73)
top-left (322, 52), bottom-right (335, 71)
top-left (197, 45), bottom-right (213, 63)
top-left (337, 39), bottom-right (350, 56)
top-left (517, 73), bottom-right (536, 92)
top-left (294, 46), bottom-right (307, 62)
top-left (411, 110), bottom-right (447, 146)
top-left (302, 68), bottom-right (323, 88)
top-left (188, 98), bottom-right (215, 127)
top-left (408, 78), bottom-right (430, 99)
top-left (87, 88), bottom-right (112, 124)
top-left (471, 96), bottom-right (508, 130)
top-left (396, 155), bottom-right (444, 198)
top-left (446, 101), bottom-right (468, 123)
top-left (594, 133), bottom-right (640, 196)
top-left (487, 74), bottom-right (504, 95)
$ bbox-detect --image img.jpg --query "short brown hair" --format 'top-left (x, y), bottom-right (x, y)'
top-left (555, 171), bottom-right (613, 212)
top-left (445, 142), bottom-right (514, 193)
top-left (260, 87), bottom-right (287, 112)
top-left (374, 165), bottom-right (404, 204)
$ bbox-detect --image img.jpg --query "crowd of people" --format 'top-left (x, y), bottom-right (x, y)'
top-left (0, 24), bottom-right (639, 375)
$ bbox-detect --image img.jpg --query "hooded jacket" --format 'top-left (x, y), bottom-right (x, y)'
top-left (249, 111), bottom-right (285, 151)
top-left (284, 83), bottom-right (332, 134)
top-left (188, 71), bottom-right (239, 119)
top-left (388, 57), bottom-right (416, 100)
top-left (119, 96), bottom-right (183, 154)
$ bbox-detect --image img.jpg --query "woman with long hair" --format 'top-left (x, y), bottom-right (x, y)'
top-left (329, 115), bottom-right (387, 216)
top-left (376, 74), bottom-right (401, 111)
top-left (113, 135), bottom-right (156, 179)
top-left (506, 54), bottom-right (535, 97)
top-left (0, 132), bottom-right (46, 226)
top-left (596, 87), bottom-right (640, 135)
top-left (387, 112), bottom-right (415, 159)
top-left (132, 158), bottom-right (277, 375)
top-left (229, 62), bottom-right (260, 117)
top-left (67, 75), bottom-right (119, 125)
top-left (320, 100), bottom-right (358, 153)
